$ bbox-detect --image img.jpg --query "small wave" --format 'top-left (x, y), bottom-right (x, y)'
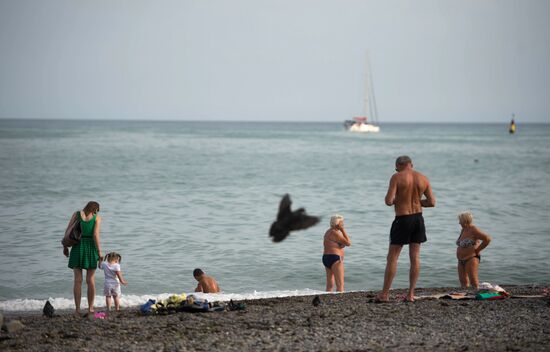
top-left (0, 289), bottom-right (326, 312)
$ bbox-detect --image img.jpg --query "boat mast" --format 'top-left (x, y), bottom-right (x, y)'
top-left (367, 57), bottom-right (379, 126)
top-left (362, 54), bottom-right (378, 125)
top-left (363, 56), bottom-right (369, 121)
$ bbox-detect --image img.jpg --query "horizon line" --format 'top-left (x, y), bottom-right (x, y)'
top-left (0, 117), bottom-right (548, 124)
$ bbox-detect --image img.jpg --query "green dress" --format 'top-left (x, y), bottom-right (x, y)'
top-left (68, 212), bottom-right (99, 269)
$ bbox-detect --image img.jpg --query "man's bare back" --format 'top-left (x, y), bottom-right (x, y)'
top-left (193, 268), bottom-right (220, 293)
top-left (196, 275), bottom-right (220, 293)
top-left (385, 163), bottom-right (435, 216)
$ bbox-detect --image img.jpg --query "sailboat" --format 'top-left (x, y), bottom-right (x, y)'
top-left (344, 56), bottom-right (380, 133)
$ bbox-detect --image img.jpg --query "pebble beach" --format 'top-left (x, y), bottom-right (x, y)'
top-left (1, 285), bottom-right (549, 351)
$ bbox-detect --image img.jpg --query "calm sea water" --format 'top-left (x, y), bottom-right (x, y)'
top-left (1, 119), bottom-right (549, 311)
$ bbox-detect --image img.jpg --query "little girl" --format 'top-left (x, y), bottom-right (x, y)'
top-left (100, 252), bottom-right (128, 311)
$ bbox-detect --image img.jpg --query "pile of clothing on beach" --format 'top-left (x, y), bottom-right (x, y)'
top-left (140, 294), bottom-right (225, 315)
top-left (423, 282), bottom-right (511, 301)
top-left (474, 282), bottom-right (509, 300)
top-left (140, 294), bottom-right (246, 315)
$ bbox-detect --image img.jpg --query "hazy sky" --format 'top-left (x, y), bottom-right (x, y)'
top-left (1, 0), bottom-right (549, 122)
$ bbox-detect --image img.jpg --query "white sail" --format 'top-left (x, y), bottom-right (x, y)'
top-left (345, 54), bottom-right (380, 133)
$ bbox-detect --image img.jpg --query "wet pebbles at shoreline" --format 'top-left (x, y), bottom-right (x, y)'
top-left (1, 285), bottom-right (549, 351)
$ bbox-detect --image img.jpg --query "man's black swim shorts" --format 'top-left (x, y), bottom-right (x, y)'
top-left (390, 213), bottom-right (427, 245)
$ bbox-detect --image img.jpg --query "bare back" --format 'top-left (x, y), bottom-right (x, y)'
top-left (199, 275), bottom-right (220, 293)
top-left (386, 169), bottom-right (435, 216)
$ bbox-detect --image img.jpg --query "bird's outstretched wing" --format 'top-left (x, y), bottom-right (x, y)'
top-left (289, 211), bottom-right (320, 231)
top-left (277, 194), bottom-right (292, 221)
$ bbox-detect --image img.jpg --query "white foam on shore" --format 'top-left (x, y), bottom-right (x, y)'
top-left (0, 289), bottom-right (327, 312)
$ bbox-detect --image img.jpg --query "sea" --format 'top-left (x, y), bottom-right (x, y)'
top-left (1, 119), bottom-right (549, 312)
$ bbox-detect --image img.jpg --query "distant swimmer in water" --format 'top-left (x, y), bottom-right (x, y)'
top-left (193, 268), bottom-right (220, 293)
top-left (322, 215), bottom-right (351, 292)
top-left (269, 194), bottom-right (320, 243)
top-left (456, 211), bottom-right (491, 290)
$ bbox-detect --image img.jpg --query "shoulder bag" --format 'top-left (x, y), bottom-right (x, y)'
top-left (61, 211), bottom-right (82, 247)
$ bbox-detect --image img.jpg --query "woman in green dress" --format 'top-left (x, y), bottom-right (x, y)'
top-left (63, 201), bottom-right (103, 315)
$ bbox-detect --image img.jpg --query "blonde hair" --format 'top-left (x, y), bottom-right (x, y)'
top-left (105, 252), bottom-right (122, 263)
top-left (458, 211), bottom-right (473, 225)
top-left (330, 214), bottom-right (344, 228)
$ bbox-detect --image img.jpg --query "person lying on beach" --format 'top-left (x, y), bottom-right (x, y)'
top-left (193, 268), bottom-right (220, 293)
top-left (456, 211), bottom-right (491, 290)
top-left (100, 252), bottom-right (128, 311)
top-left (322, 215), bottom-right (351, 292)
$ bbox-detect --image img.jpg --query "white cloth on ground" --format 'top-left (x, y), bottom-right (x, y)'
top-left (479, 282), bottom-right (505, 292)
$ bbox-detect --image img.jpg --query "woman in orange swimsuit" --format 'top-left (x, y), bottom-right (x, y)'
top-left (456, 211), bottom-right (491, 289)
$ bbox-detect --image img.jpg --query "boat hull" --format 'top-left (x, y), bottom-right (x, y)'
top-left (347, 123), bottom-right (380, 133)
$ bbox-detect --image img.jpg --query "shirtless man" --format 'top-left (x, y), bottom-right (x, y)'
top-left (377, 155), bottom-right (435, 302)
top-left (193, 268), bottom-right (220, 293)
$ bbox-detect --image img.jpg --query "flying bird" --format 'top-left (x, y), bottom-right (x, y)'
top-left (269, 194), bottom-right (320, 243)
